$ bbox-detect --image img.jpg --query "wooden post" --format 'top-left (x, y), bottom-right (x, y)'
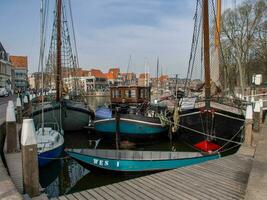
top-left (6, 103), bottom-right (17, 153)
top-left (253, 101), bottom-right (260, 132)
top-left (16, 97), bottom-right (22, 123)
top-left (115, 107), bottom-right (121, 150)
top-left (21, 119), bottom-right (39, 197)
top-left (244, 105), bottom-right (253, 146)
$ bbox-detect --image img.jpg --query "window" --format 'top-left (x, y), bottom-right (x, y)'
top-left (131, 89), bottom-right (136, 98)
top-left (113, 89), bottom-right (121, 98)
top-left (125, 90), bottom-right (131, 98)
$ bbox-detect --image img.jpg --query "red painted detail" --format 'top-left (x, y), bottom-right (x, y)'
top-left (194, 140), bottom-right (221, 152)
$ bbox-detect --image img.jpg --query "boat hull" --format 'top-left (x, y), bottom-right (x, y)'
top-left (94, 114), bottom-right (168, 138)
top-left (32, 100), bottom-right (94, 131)
top-left (179, 107), bottom-right (245, 151)
top-left (38, 143), bottom-right (64, 167)
top-left (66, 150), bottom-right (219, 172)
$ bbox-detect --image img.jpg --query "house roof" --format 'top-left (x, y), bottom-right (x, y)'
top-left (159, 75), bottom-right (169, 82)
top-left (90, 69), bottom-right (106, 79)
top-left (107, 68), bottom-right (120, 80)
top-left (10, 56), bottom-right (28, 69)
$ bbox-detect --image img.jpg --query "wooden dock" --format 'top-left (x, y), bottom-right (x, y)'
top-left (53, 146), bottom-right (254, 200)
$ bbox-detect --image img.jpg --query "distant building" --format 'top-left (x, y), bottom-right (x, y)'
top-left (138, 73), bottom-right (150, 86)
top-left (28, 73), bottom-right (35, 89)
top-left (0, 42), bottom-right (12, 92)
top-left (121, 72), bottom-right (137, 85)
top-left (28, 72), bottom-right (49, 90)
top-left (151, 75), bottom-right (169, 92)
top-left (63, 68), bottom-right (108, 93)
top-left (87, 69), bottom-right (108, 92)
top-left (106, 68), bottom-right (121, 85)
top-left (10, 55), bottom-right (28, 91)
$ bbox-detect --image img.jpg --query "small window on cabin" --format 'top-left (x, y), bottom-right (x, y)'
top-left (140, 89), bottom-right (144, 98)
top-left (115, 89), bottom-right (121, 98)
top-left (125, 90), bottom-right (131, 98)
top-left (144, 89), bottom-right (148, 98)
top-left (131, 89), bottom-right (136, 98)
top-left (112, 90), bottom-right (115, 98)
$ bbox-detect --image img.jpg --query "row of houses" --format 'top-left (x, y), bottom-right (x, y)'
top-left (0, 42), bottom-right (28, 93)
top-left (29, 66), bottom-right (200, 95)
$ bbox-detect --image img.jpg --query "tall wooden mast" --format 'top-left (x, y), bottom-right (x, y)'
top-left (203, 0), bottom-right (211, 108)
top-left (56, 0), bottom-right (62, 101)
top-left (215, 0), bottom-right (221, 48)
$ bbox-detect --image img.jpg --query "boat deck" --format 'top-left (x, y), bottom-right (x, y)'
top-left (53, 146), bottom-right (254, 200)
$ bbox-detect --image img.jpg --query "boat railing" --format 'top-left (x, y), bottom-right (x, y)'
top-left (82, 149), bottom-right (201, 160)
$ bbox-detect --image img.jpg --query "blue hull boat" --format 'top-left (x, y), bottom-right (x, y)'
top-left (38, 144), bottom-right (64, 167)
top-left (66, 149), bottom-right (220, 172)
top-left (36, 126), bottom-right (64, 168)
top-left (94, 112), bottom-right (168, 138)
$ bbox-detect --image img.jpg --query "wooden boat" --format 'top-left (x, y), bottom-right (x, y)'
top-left (32, 0), bottom-right (94, 131)
top-left (32, 99), bottom-right (94, 131)
top-left (94, 113), bottom-right (168, 138)
top-left (94, 85), bottom-right (168, 138)
top-left (176, 0), bottom-right (245, 152)
top-left (65, 149), bottom-right (220, 172)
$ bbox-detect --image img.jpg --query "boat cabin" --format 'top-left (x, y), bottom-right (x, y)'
top-left (110, 86), bottom-right (150, 105)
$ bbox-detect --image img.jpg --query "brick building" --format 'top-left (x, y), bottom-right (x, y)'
top-left (9, 55), bottom-right (28, 91)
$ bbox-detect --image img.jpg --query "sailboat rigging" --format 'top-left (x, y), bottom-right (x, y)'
top-left (31, 0), bottom-right (94, 131)
top-left (178, 0), bottom-right (245, 153)
top-left (36, 0), bottom-right (64, 168)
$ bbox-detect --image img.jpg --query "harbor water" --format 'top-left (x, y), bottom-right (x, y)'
top-left (39, 96), bottom-right (239, 198)
top-left (39, 96), bottom-right (195, 198)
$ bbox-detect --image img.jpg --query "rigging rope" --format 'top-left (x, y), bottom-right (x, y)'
top-left (214, 111), bottom-right (245, 121)
top-left (38, 155), bottom-right (70, 160)
top-left (178, 123), bottom-right (243, 145)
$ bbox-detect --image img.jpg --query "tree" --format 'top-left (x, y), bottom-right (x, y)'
top-left (220, 0), bottom-right (267, 94)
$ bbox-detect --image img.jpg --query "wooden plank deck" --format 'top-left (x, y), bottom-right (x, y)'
top-left (54, 147), bottom-right (254, 200)
top-left (5, 152), bottom-right (23, 194)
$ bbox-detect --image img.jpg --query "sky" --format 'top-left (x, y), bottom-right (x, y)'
top-left (0, 0), bottom-right (240, 78)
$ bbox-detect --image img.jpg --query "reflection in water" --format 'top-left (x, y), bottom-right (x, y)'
top-left (42, 159), bottom-right (88, 198)
top-left (86, 96), bottom-right (110, 111)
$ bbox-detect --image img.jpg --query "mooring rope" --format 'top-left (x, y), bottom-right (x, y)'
top-left (214, 112), bottom-right (245, 122)
top-left (38, 155), bottom-right (70, 160)
top-left (214, 126), bottom-right (244, 152)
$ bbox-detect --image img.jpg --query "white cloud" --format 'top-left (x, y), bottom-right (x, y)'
top-left (77, 16), bottom-right (194, 77)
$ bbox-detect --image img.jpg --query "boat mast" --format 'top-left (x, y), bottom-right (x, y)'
top-left (56, 0), bottom-right (62, 101)
top-left (203, 0), bottom-right (211, 108)
top-left (215, 0), bottom-right (221, 49)
top-left (212, 0), bottom-right (221, 89)
top-left (156, 56), bottom-right (159, 97)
